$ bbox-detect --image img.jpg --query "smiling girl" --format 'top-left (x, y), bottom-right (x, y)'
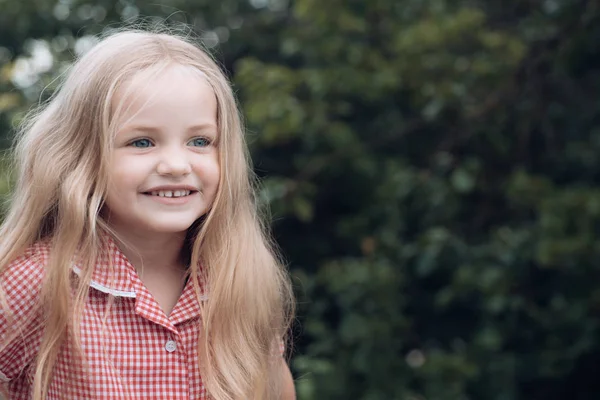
top-left (0, 29), bottom-right (295, 399)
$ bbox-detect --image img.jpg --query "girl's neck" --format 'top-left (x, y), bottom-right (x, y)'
top-left (109, 229), bottom-right (188, 273)
top-left (106, 229), bottom-right (190, 316)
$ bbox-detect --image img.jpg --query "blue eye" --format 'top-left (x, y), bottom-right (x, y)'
top-left (130, 138), bottom-right (153, 148)
top-left (189, 137), bottom-right (211, 147)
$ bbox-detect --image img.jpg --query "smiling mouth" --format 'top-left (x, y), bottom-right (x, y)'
top-left (143, 190), bottom-right (197, 198)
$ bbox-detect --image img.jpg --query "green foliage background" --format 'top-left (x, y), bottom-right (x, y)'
top-left (1, 0), bottom-right (600, 399)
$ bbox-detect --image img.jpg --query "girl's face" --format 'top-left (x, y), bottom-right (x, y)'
top-left (105, 65), bottom-right (220, 239)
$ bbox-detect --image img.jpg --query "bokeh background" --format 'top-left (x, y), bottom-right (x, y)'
top-left (1, 1), bottom-right (600, 399)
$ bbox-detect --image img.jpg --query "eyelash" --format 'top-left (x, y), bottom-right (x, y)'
top-left (128, 137), bottom-right (213, 148)
top-left (188, 137), bottom-right (211, 147)
top-left (129, 138), bottom-right (152, 148)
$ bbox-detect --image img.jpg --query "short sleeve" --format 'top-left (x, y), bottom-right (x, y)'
top-left (0, 245), bottom-right (47, 383)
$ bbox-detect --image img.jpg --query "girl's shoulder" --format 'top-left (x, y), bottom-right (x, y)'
top-left (3, 240), bottom-right (50, 274)
top-left (1, 241), bottom-right (50, 303)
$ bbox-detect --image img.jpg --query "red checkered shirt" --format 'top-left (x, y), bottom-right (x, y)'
top-left (1, 238), bottom-right (279, 399)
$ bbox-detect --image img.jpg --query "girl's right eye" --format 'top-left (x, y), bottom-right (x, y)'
top-left (129, 138), bottom-right (153, 148)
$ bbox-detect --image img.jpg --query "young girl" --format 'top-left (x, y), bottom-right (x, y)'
top-left (0, 29), bottom-right (295, 399)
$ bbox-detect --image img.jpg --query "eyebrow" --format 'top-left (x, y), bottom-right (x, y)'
top-left (187, 124), bottom-right (218, 134)
top-left (119, 123), bottom-right (218, 135)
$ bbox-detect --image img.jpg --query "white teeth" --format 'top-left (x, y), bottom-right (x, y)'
top-left (150, 190), bottom-right (191, 198)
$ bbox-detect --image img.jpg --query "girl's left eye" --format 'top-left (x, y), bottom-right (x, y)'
top-left (188, 137), bottom-right (211, 147)
top-left (130, 138), bottom-right (153, 148)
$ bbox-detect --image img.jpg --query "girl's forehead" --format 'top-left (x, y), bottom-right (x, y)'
top-left (111, 64), bottom-right (216, 129)
top-left (113, 64), bottom-right (210, 108)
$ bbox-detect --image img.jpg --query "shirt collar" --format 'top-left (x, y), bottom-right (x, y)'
top-left (72, 234), bottom-right (207, 300)
top-left (71, 234), bottom-right (206, 328)
top-left (72, 235), bottom-right (138, 297)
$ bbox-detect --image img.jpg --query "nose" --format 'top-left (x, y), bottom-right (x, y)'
top-left (156, 146), bottom-right (192, 177)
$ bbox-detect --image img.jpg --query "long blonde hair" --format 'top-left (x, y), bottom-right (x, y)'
top-left (0, 28), bottom-right (294, 399)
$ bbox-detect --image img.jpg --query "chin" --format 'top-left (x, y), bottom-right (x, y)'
top-left (153, 224), bottom-right (197, 234)
top-left (141, 211), bottom-right (207, 233)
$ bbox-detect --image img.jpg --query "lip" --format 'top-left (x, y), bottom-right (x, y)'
top-left (140, 185), bottom-right (199, 205)
top-left (142, 184), bottom-right (199, 193)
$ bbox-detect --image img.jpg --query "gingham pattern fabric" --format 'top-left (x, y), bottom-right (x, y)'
top-left (0, 238), bottom-right (273, 399)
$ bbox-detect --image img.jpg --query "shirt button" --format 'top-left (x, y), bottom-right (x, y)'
top-left (165, 340), bottom-right (177, 353)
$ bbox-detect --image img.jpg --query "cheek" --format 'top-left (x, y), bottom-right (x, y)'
top-left (106, 171), bottom-right (129, 196)
top-left (104, 170), bottom-right (141, 210)
top-left (210, 162), bottom-right (221, 185)
top-left (108, 156), bottom-right (148, 188)
top-left (104, 181), bottom-right (125, 210)
top-left (194, 156), bottom-right (220, 186)
top-left (206, 163), bottom-right (221, 203)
